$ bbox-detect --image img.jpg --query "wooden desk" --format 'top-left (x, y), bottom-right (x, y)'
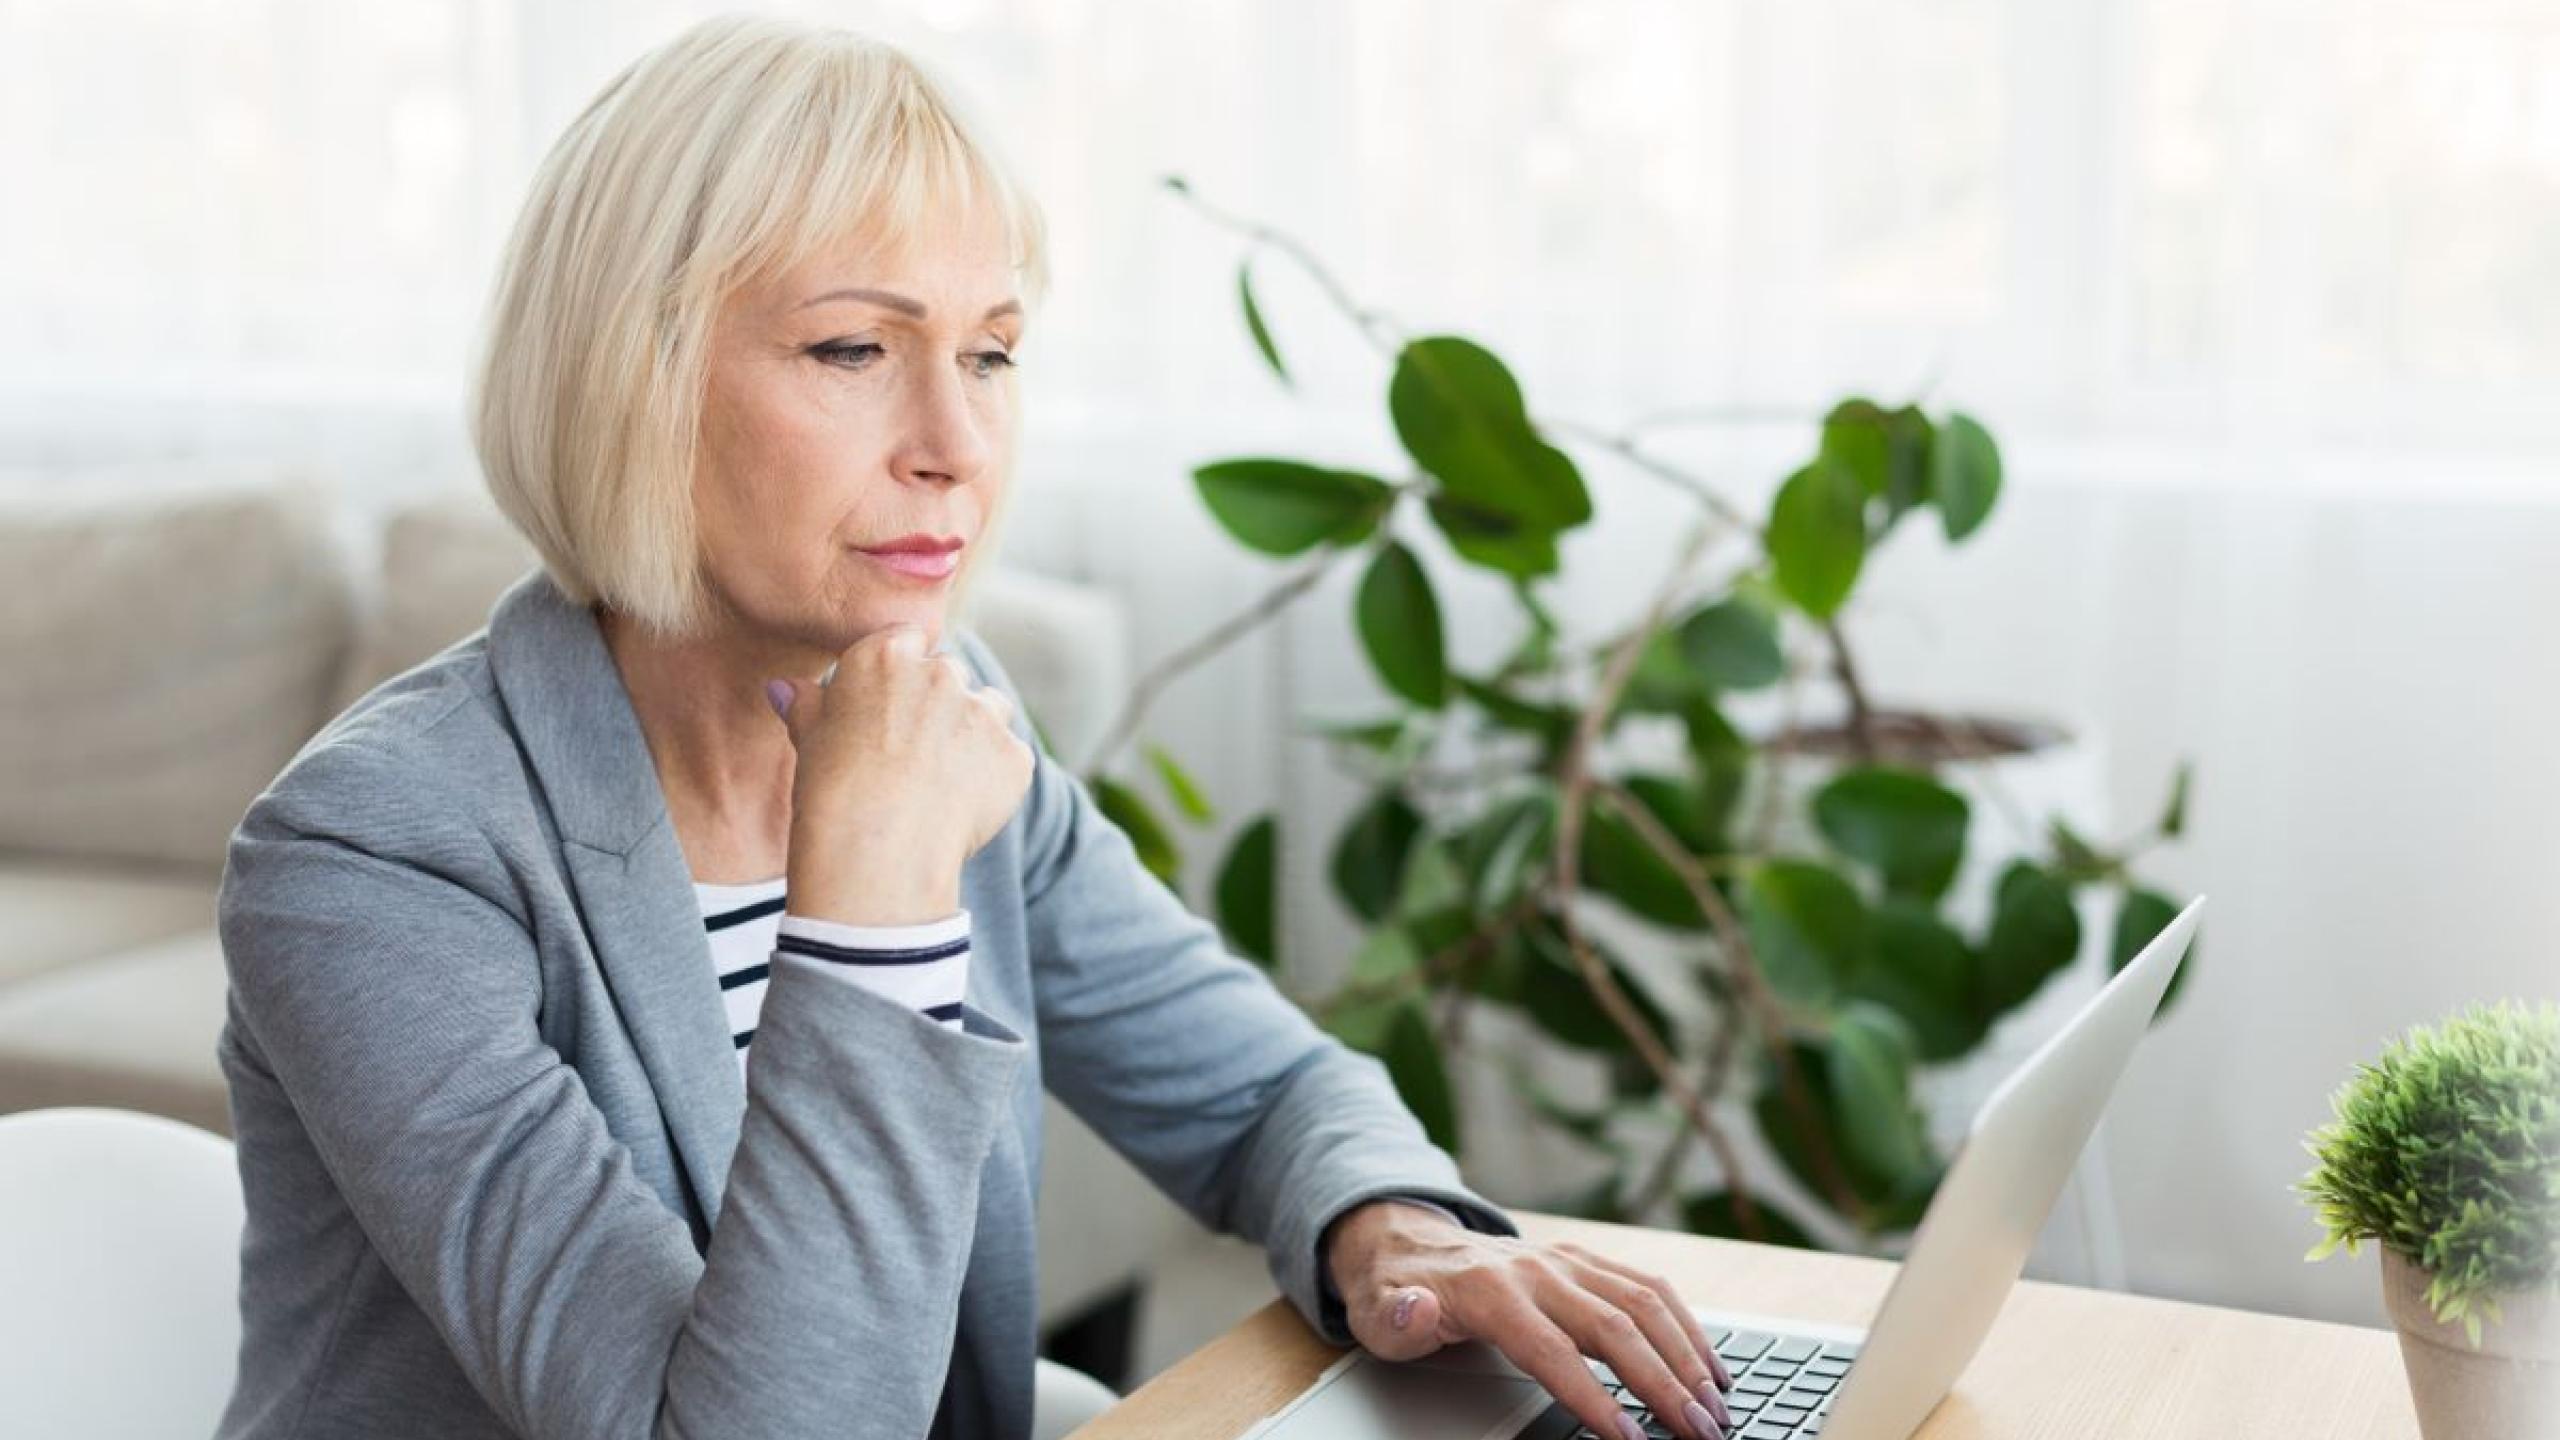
top-left (1069, 1208), bottom-right (2419, 1439)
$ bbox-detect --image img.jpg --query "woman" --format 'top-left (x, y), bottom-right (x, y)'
top-left (213, 16), bottom-right (1735, 1440)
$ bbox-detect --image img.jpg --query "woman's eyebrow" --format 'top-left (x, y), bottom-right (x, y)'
top-left (796, 286), bottom-right (1020, 322)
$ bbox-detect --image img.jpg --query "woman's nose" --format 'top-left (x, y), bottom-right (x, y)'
top-left (898, 365), bottom-right (993, 486)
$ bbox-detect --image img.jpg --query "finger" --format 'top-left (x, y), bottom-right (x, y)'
top-left (1560, 1242), bottom-right (1730, 1392)
top-left (1475, 1296), bottom-right (1648, 1440)
top-left (1553, 1290), bottom-right (1723, 1440)
top-left (1578, 1271), bottom-right (1729, 1432)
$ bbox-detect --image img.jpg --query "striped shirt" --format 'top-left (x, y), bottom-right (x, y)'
top-left (693, 875), bottom-right (972, 1076)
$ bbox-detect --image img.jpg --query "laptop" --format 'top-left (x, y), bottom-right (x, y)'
top-left (1238, 895), bottom-right (2207, 1440)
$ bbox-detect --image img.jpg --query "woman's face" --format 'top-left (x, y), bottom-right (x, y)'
top-left (693, 208), bottom-right (1022, 657)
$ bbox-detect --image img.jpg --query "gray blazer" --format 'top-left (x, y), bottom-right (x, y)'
top-left (212, 566), bottom-right (1518, 1439)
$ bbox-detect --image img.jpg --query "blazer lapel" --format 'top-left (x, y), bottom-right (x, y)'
top-left (484, 566), bottom-right (747, 1234)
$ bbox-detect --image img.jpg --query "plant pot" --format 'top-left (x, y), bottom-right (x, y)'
top-left (2380, 1245), bottom-right (2560, 1440)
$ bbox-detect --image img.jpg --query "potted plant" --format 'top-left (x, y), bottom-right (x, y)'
top-left (2298, 1000), bottom-right (2560, 1439)
top-left (1072, 175), bottom-right (2202, 1257)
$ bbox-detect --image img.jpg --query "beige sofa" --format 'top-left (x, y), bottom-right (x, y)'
top-left (0, 467), bottom-right (1188, 1353)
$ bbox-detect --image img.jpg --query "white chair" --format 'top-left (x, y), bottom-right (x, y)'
top-left (1032, 1353), bottom-right (1125, 1439)
top-left (0, 1106), bottom-right (244, 1438)
top-left (0, 1105), bottom-right (1120, 1437)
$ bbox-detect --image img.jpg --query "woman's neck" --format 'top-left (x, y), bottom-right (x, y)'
top-left (595, 602), bottom-right (815, 885)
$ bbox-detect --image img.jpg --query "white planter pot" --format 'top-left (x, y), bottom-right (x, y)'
top-left (2381, 1246), bottom-right (2560, 1440)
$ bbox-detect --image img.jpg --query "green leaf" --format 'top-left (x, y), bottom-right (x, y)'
top-left (1238, 259), bottom-right (1290, 387)
top-left (1743, 860), bottom-right (1871, 1007)
top-left (1389, 336), bottom-right (1592, 531)
top-left (1516, 921), bottom-right (1671, 1055)
top-left (1384, 1001), bottom-right (1462, 1154)
top-left (1851, 900), bottom-right (1987, 1062)
top-left (1979, 860), bottom-right (2081, 1016)
top-left (1355, 540), bottom-right (1449, 707)
top-left (1323, 972), bottom-right (1415, 1054)
top-left (1679, 705), bottom-right (1750, 854)
top-left (2049, 817), bottom-right (2112, 883)
top-left (1881, 405), bottom-right (1937, 523)
top-left (2159, 760), bottom-right (2194, 839)
top-left (1579, 801), bottom-right (1706, 929)
top-left (1458, 923), bottom-right (1534, 1006)
top-left (1143, 741), bottom-right (1215, 824)
top-left (1754, 1025), bottom-right (1944, 1229)
top-left (1330, 790), bottom-right (1422, 923)
top-left (1678, 596), bottom-right (1785, 690)
top-left (1454, 674), bottom-right (1576, 749)
top-left (1622, 772), bottom-right (1717, 855)
top-left (1193, 459), bottom-right (1392, 556)
top-left (1092, 774), bottom-right (1181, 887)
top-left (1213, 814), bottom-right (1278, 969)
top-left (1820, 398), bottom-right (1894, 501)
top-left (1767, 459), bottom-right (1869, 618)
top-left (1813, 766), bottom-right (1970, 900)
top-left (2111, 887), bottom-right (2196, 1014)
top-left (1298, 709), bottom-right (1415, 753)
top-left (1391, 833), bottom-right (1470, 920)
top-left (1683, 1190), bottom-right (1818, 1250)
top-left (1425, 491), bottom-right (1563, 578)
top-left (1455, 786), bottom-right (1557, 912)
top-left (1932, 412), bottom-right (2002, 543)
top-left (1828, 1002), bottom-right (1933, 1186)
top-left (1350, 924), bottom-right (1423, 985)
top-left (1622, 626), bottom-right (1705, 714)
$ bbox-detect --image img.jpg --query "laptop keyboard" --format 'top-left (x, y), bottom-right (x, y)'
top-left (1533, 1327), bottom-right (1858, 1440)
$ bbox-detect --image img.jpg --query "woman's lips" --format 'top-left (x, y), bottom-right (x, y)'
top-left (857, 545), bottom-right (961, 581)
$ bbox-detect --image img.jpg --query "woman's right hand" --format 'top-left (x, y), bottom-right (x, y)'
top-left (765, 624), bottom-right (1035, 926)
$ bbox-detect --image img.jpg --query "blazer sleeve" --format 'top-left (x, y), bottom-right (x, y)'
top-left (953, 632), bottom-right (1520, 1349)
top-left (217, 738), bottom-right (1029, 1440)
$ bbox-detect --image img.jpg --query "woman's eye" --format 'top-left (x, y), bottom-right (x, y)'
top-left (813, 341), bottom-right (883, 369)
top-left (968, 349), bottom-right (1018, 379)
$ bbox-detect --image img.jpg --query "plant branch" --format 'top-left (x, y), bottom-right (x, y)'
top-left (1824, 617), bottom-right (1882, 765)
top-left (1083, 548), bottom-right (1341, 776)
top-left (1164, 176), bottom-right (1403, 358)
top-left (1593, 780), bottom-right (1864, 1225)
top-left (1539, 511), bottom-right (1807, 1240)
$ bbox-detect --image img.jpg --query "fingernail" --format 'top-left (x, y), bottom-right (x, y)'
top-left (1696, 1380), bottom-right (1730, 1428)
top-left (763, 679), bottom-right (792, 718)
top-left (1683, 1397), bottom-right (1721, 1438)
top-left (1615, 1414), bottom-right (1647, 1440)
top-left (1390, 1290), bottom-right (1417, 1330)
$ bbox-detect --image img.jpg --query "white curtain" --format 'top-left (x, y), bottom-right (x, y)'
top-left (6, 0), bottom-right (2558, 1331)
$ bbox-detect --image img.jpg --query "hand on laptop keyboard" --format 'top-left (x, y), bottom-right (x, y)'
top-left (1547, 1330), bottom-right (1859, 1440)
top-left (1326, 1217), bottom-right (1736, 1440)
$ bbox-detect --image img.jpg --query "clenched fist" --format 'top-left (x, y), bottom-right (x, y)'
top-left (764, 624), bottom-right (1033, 926)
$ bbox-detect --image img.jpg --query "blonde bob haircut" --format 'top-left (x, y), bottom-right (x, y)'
top-left (470, 14), bottom-right (1049, 641)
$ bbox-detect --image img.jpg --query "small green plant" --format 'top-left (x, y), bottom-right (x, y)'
top-left (2298, 999), bottom-right (2560, 1346)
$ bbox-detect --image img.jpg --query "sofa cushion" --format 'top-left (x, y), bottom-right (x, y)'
top-left (330, 488), bottom-right (540, 715)
top-left (0, 928), bottom-right (231, 1136)
top-left (0, 857), bottom-right (216, 989)
top-left (0, 466), bottom-right (353, 873)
